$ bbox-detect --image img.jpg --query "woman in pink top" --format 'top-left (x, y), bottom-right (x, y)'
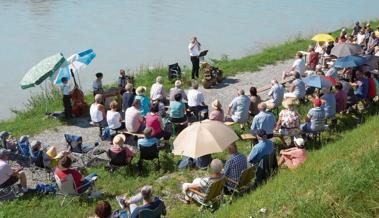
top-left (278, 137), bottom-right (307, 170)
top-left (209, 100), bottom-right (224, 122)
top-left (146, 102), bottom-right (171, 141)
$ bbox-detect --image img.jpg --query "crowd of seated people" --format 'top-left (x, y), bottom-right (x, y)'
top-left (2, 22), bottom-right (379, 217)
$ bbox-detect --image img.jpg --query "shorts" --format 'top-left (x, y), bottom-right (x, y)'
top-left (0, 175), bottom-right (18, 188)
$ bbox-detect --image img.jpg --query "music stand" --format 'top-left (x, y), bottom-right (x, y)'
top-left (199, 50), bottom-right (208, 61)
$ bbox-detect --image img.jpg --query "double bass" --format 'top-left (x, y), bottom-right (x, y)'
top-left (70, 69), bottom-right (89, 117)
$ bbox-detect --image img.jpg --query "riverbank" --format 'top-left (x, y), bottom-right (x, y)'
top-left (1, 19), bottom-right (379, 218)
top-left (0, 18), bottom-right (370, 137)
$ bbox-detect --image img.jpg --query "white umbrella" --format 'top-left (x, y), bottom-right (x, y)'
top-left (172, 120), bottom-right (239, 158)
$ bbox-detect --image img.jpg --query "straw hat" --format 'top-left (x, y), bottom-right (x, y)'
top-left (46, 146), bottom-right (58, 159)
top-left (113, 134), bottom-right (126, 147)
top-left (282, 98), bottom-right (298, 109)
top-left (136, 86), bottom-right (146, 95)
top-left (211, 99), bottom-right (222, 110)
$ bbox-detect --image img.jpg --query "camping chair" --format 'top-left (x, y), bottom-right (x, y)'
top-left (138, 145), bottom-right (160, 171)
top-left (254, 152), bottom-right (278, 188)
top-left (188, 177), bottom-right (226, 212)
top-left (139, 200), bottom-right (166, 218)
top-left (168, 63), bottom-right (181, 81)
top-left (64, 134), bottom-right (96, 166)
top-left (226, 166), bottom-right (256, 201)
top-left (0, 178), bottom-right (19, 201)
top-left (105, 149), bottom-right (130, 172)
top-left (54, 174), bottom-right (94, 207)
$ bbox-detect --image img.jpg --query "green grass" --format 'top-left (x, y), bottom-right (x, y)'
top-left (211, 112), bottom-right (379, 218)
top-left (1, 104), bottom-right (378, 218)
top-left (1, 19), bottom-right (379, 218)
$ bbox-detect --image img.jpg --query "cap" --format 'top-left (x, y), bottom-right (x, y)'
top-left (313, 98), bottom-right (322, 107)
top-left (294, 137), bottom-right (305, 148)
top-left (0, 131), bottom-right (10, 139)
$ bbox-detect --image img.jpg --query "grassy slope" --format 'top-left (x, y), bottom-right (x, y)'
top-left (1, 20), bottom-right (378, 218)
top-left (211, 114), bottom-right (379, 218)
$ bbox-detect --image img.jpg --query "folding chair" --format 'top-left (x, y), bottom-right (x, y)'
top-left (226, 166), bottom-right (256, 201)
top-left (54, 174), bottom-right (94, 207)
top-left (105, 149), bottom-right (129, 172)
top-left (168, 63), bottom-right (181, 81)
top-left (138, 145), bottom-right (160, 171)
top-left (139, 200), bottom-right (166, 218)
top-left (188, 177), bottom-right (226, 212)
top-left (254, 152), bottom-right (278, 188)
top-left (0, 179), bottom-right (19, 201)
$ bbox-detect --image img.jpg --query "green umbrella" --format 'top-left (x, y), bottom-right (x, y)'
top-left (20, 53), bottom-right (66, 89)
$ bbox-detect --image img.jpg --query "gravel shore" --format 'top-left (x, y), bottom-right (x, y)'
top-left (30, 59), bottom-right (292, 151)
top-left (19, 59), bottom-right (292, 186)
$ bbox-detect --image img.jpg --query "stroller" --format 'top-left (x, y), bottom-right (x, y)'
top-left (168, 63), bottom-right (181, 81)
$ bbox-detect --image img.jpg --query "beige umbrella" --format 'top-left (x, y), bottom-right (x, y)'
top-left (172, 120), bottom-right (239, 158)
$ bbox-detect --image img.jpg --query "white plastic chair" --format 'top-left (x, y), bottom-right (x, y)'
top-left (55, 174), bottom-right (94, 207)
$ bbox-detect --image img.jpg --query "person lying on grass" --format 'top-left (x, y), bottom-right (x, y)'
top-left (278, 137), bottom-right (307, 170)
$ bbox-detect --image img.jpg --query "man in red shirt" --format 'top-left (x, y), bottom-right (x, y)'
top-left (307, 46), bottom-right (319, 71)
top-left (55, 156), bottom-right (97, 193)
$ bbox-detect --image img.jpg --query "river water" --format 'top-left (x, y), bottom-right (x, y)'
top-left (0, 0), bottom-right (378, 120)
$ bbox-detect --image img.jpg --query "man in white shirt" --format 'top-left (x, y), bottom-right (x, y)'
top-left (282, 52), bottom-right (306, 80)
top-left (125, 99), bottom-right (145, 133)
top-left (187, 81), bottom-right (208, 120)
top-left (92, 72), bottom-right (104, 96)
top-left (188, 36), bottom-right (201, 79)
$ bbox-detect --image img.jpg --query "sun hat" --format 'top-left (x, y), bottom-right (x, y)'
top-left (46, 146), bottom-right (58, 159)
top-left (0, 148), bottom-right (11, 158)
top-left (294, 137), bottom-right (305, 148)
top-left (211, 99), bottom-right (222, 110)
top-left (282, 98), bottom-right (298, 109)
top-left (136, 86), bottom-right (146, 95)
top-left (113, 134), bottom-right (126, 147)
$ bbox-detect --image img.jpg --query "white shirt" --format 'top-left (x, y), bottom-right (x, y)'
top-left (90, 103), bottom-right (103, 122)
top-left (0, 159), bottom-right (12, 185)
top-left (92, 80), bottom-right (102, 92)
top-left (125, 106), bottom-right (143, 132)
top-left (188, 42), bottom-right (200, 57)
top-left (187, 89), bottom-right (205, 107)
top-left (106, 110), bottom-right (122, 129)
top-left (61, 83), bottom-right (70, 96)
top-left (150, 83), bottom-right (165, 101)
top-left (292, 58), bottom-right (306, 76)
top-left (357, 33), bottom-right (366, 45)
